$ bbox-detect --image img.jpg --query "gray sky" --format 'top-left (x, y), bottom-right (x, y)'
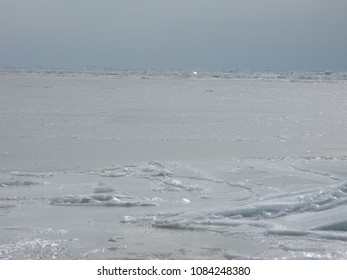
top-left (1, 0), bottom-right (346, 70)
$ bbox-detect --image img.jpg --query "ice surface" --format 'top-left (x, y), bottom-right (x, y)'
top-left (1, 66), bottom-right (347, 259)
top-left (131, 179), bottom-right (347, 234)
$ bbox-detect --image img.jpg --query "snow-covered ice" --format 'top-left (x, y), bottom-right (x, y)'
top-left (1, 66), bottom-right (347, 259)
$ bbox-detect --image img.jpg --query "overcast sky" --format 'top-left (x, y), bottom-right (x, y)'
top-left (1, 0), bottom-right (346, 70)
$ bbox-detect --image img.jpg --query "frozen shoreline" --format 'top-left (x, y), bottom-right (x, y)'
top-left (1, 68), bottom-right (347, 259)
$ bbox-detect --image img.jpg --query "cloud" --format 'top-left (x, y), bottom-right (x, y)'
top-left (1, 0), bottom-right (346, 70)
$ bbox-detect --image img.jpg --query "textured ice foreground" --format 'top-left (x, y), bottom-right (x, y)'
top-left (1, 67), bottom-right (347, 259)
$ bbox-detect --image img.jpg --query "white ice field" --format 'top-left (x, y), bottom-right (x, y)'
top-left (1, 67), bottom-right (347, 259)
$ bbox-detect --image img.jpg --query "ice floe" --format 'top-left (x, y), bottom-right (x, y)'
top-left (0, 174), bottom-right (36, 187)
top-left (50, 193), bottom-right (158, 207)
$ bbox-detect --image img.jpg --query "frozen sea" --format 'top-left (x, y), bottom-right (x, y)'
top-left (1, 66), bottom-right (347, 259)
